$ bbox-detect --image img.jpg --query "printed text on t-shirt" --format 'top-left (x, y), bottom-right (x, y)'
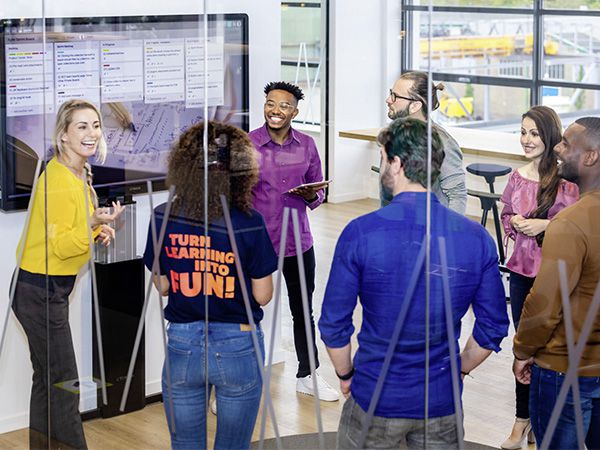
top-left (165, 233), bottom-right (236, 299)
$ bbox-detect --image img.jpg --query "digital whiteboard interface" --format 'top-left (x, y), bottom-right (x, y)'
top-left (0, 14), bottom-right (249, 211)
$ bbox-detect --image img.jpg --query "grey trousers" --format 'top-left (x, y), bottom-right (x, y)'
top-left (12, 270), bottom-right (87, 450)
top-left (337, 396), bottom-right (461, 450)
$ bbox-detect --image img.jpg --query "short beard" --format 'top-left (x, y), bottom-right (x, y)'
top-left (380, 183), bottom-right (394, 205)
top-left (379, 167), bottom-right (395, 204)
top-left (558, 166), bottom-right (579, 184)
top-left (388, 106), bottom-right (411, 121)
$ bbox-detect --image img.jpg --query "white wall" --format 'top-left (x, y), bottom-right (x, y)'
top-left (327, 0), bottom-right (402, 203)
top-left (0, 0), bottom-right (281, 433)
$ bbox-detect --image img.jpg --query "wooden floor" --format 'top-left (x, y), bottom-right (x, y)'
top-left (0, 199), bottom-right (533, 449)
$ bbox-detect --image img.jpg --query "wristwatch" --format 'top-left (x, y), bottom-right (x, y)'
top-left (336, 367), bottom-right (355, 380)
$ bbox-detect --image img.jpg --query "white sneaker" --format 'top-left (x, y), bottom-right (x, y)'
top-left (296, 373), bottom-right (340, 402)
top-left (210, 400), bottom-right (217, 415)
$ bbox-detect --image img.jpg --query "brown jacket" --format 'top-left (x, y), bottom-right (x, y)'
top-left (513, 190), bottom-right (600, 375)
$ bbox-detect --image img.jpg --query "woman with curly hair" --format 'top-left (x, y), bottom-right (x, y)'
top-left (143, 121), bottom-right (277, 450)
top-left (500, 106), bottom-right (579, 449)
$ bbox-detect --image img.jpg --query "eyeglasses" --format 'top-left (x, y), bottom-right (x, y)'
top-left (388, 89), bottom-right (417, 103)
top-left (264, 100), bottom-right (295, 112)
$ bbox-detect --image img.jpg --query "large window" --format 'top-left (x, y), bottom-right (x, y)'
top-left (281, 1), bottom-right (323, 125)
top-left (402, 0), bottom-right (600, 130)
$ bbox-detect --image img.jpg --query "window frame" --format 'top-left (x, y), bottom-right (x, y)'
top-left (401, 0), bottom-right (600, 119)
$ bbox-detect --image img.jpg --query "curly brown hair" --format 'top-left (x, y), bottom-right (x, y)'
top-left (167, 121), bottom-right (258, 222)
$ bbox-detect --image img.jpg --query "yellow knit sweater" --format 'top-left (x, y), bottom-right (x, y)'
top-left (19, 158), bottom-right (99, 275)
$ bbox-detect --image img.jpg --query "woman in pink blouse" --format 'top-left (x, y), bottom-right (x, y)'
top-left (500, 105), bottom-right (579, 449)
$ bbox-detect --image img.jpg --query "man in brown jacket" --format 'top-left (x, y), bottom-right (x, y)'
top-left (513, 117), bottom-right (600, 450)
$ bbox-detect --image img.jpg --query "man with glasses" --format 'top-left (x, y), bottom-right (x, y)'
top-left (385, 71), bottom-right (467, 214)
top-left (249, 81), bottom-right (339, 401)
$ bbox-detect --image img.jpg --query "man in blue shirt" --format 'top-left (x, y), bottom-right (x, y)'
top-left (319, 118), bottom-right (509, 449)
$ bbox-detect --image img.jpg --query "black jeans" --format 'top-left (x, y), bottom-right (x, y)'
top-left (282, 247), bottom-right (319, 378)
top-left (509, 271), bottom-right (536, 420)
top-left (11, 270), bottom-right (88, 450)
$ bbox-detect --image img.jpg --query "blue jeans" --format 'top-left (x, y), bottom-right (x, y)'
top-left (530, 364), bottom-right (600, 450)
top-left (162, 321), bottom-right (264, 450)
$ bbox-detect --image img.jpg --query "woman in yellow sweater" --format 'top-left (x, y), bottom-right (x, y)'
top-left (12, 99), bottom-right (123, 449)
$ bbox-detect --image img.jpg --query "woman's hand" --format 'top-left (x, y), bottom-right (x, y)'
top-left (518, 218), bottom-right (549, 237)
top-left (513, 357), bottom-right (534, 384)
top-left (153, 274), bottom-right (170, 297)
top-left (96, 224), bottom-right (116, 246)
top-left (510, 214), bottom-right (526, 232)
top-left (90, 201), bottom-right (125, 228)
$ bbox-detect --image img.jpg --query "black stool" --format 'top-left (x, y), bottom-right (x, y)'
top-left (466, 163), bottom-right (511, 264)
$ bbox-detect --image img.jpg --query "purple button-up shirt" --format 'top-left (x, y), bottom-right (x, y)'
top-left (249, 123), bottom-right (324, 257)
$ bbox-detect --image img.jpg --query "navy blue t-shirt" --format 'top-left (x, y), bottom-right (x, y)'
top-left (143, 204), bottom-right (277, 324)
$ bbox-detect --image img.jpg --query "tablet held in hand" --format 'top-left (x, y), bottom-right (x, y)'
top-left (287, 179), bottom-right (333, 193)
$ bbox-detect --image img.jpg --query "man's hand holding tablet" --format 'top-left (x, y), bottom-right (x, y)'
top-left (287, 180), bottom-right (333, 201)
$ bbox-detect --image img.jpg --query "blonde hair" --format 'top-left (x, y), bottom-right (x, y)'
top-left (53, 99), bottom-right (107, 207)
top-left (52, 99), bottom-right (107, 164)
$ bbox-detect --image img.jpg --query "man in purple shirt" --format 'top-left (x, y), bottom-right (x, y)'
top-left (250, 81), bottom-right (338, 401)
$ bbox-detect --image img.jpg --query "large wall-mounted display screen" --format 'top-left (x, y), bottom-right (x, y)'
top-left (0, 14), bottom-right (249, 211)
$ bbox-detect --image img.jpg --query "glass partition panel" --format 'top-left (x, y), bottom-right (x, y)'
top-left (0, 7), bottom-right (44, 445)
top-left (3, 2), bottom-right (595, 450)
top-left (0, 3), bottom-right (219, 448)
top-left (160, 1), bottom-right (292, 448)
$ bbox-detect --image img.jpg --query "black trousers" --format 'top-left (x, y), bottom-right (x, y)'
top-left (509, 271), bottom-right (536, 420)
top-left (282, 247), bottom-right (319, 378)
top-left (12, 270), bottom-right (88, 450)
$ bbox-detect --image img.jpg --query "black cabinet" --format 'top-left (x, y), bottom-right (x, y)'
top-left (92, 258), bottom-right (146, 418)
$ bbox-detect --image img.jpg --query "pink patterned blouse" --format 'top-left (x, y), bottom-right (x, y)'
top-left (500, 170), bottom-right (579, 278)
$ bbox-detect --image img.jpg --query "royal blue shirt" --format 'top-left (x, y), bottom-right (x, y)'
top-left (319, 192), bottom-right (509, 418)
top-left (143, 204), bottom-right (277, 324)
